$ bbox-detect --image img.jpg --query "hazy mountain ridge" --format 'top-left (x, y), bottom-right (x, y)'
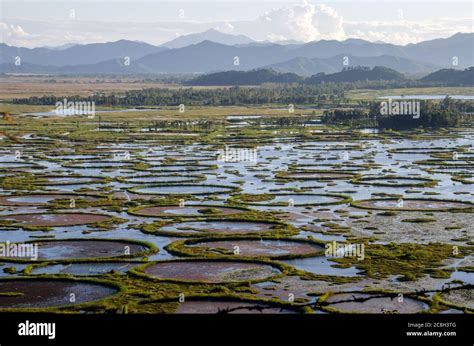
top-left (0, 32), bottom-right (472, 75)
top-left (0, 40), bottom-right (167, 66)
top-left (267, 54), bottom-right (441, 76)
top-left (161, 29), bottom-right (254, 49)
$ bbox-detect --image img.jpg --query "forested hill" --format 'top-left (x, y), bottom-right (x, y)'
top-left (187, 69), bottom-right (302, 86)
top-left (304, 66), bottom-right (405, 84)
top-left (421, 67), bottom-right (474, 85)
top-left (188, 66), bottom-right (405, 86)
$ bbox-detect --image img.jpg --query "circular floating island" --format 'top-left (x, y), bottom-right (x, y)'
top-left (128, 184), bottom-right (237, 196)
top-left (0, 161), bottom-right (41, 169)
top-left (134, 259), bottom-right (282, 283)
top-left (0, 193), bottom-right (99, 206)
top-left (0, 278), bottom-right (119, 310)
top-left (122, 174), bottom-right (203, 184)
top-left (452, 174), bottom-right (474, 184)
top-left (151, 219), bottom-right (293, 237)
top-left (351, 198), bottom-right (474, 212)
top-left (143, 164), bottom-right (215, 173)
top-left (351, 175), bottom-right (438, 188)
top-left (296, 144), bottom-right (364, 151)
top-left (32, 175), bottom-right (108, 186)
top-left (294, 163), bottom-right (374, 172)
top-left (388, 147), bottom-right (466, 155)
top-left (321, 292), bottom-right (429, 313)
top-left (427, 167), bottom-right (474, 174)
top-left (62, 161), bottom-right (135, 169)
top-left (0, 212), bottom-right (113, 227)
top-left (145, 155), bottom-right (216, 163)
top-left (129, 204), bottom-right (247, 218)
top-left (7, 239), bottom-right (155, 262)
top-left (277, 170), bottom-right (357, 181)
top-left (415, 159), bottom-right (474, 168)
top-left (48, 154), bottom-right (106, 161)
top-left (233, 193), bottom-right (351, 207)
top-left (167, 238), bottom-right (324, 259)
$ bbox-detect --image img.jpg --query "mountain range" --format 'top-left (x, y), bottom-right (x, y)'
top-left (0, 31), bottom-right (472, 76)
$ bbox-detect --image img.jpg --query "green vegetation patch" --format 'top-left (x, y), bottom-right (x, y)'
top-left (231, 192), bottom-right (351, 207)
top-left (351, 175), bottom-right (438, 188)
top-left (331, 242), bottom-right (471, 281)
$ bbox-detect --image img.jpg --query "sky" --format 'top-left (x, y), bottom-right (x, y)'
top-left (0, 0), bottom-right (473, 48)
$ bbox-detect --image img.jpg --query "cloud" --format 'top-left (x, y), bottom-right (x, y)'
top-left (216, 22), bottom-right (235, 34)
top-left (310, 4), bottom-right (345, 40)
top-left (0, 22), bottom-right (29, 44)
top-left (236, 2), bottom-right (345, 42)
top-left (344, 17), bottom-right (474, 44)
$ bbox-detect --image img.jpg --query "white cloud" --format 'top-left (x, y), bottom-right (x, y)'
top-left (0, 22), bottom-right (29, 44)
top-left (235, 2), bottom-right (345, 42)
top-left (216, 22), bottom-right (235, 34)
top-left (344, 17), bottom-right (473, 44)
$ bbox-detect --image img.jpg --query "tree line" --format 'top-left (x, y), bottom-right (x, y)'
top-left (322, 97), bottom-right (473, 129)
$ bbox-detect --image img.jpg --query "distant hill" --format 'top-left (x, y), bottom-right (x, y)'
top-left (305, 66), bottom-right (405, 84)
top-left (188, 69), bottom-right (302, 85)
top-left (267, 57), bottom-right (337, 76)
top-left (268, 54), bottom-right (440, 76)
top-left (161, 29), bottom-right (254, 49)
top-left (404, 33), bottom-right (473, 69)
top-left (421, 67), bottom-right (474, 85)
top-left (136, 40), bottom-right (292, 73)
top-left (0, 62), bottom-right (61, 74)
top-left (0, 59), bottom-right (147, 75)
top-left (0, 40), bottom-right (166, 66)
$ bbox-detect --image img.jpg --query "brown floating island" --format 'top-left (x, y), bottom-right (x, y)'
top-left (351, 198), bottom-right (474, 212)
top-left (0, 193), bottom-right (99, 206)
top-left (166, 238), bottom-right (324, 259)
top-left (0, 212), bottom-right (112, 227)
top-left (134, 259), bottom-right (283, 283)
top-left (0, 278), bottom-right (119, 310)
